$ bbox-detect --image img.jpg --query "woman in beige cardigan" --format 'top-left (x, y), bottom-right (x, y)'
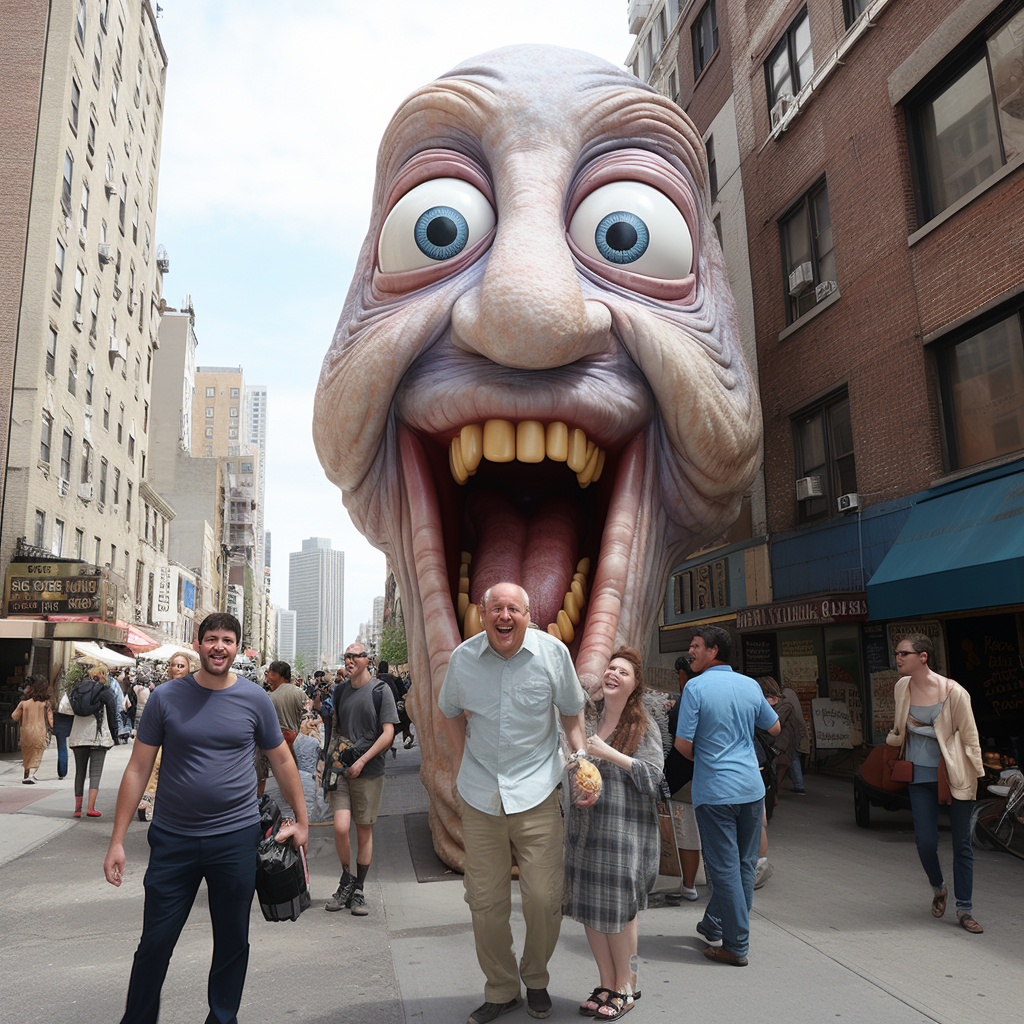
top-left (886, 634), bottom-right (984, 933)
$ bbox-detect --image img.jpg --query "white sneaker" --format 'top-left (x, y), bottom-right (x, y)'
top-left (680, 884), bottom-right (699, 901)
top-left (754, 857), bottom-right (773, 890)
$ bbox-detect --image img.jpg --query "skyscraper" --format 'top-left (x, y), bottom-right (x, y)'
top-left (277, 607), bottom-right (296, 663)
top-left (288, 537), bottom-right (344, 669)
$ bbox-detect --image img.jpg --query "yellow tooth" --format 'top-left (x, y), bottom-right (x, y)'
top-left (563, 591), bottom-right (580, 626)
top-left (546, 422), bottom-right (568, 462)
top-left (457, 592), bottom-right (469, 621)
top-left (460, 424), bottom-right (483, 473)
top-left (573, 571), bottom-right (588, 598)
top-left (458, 576), bottom-right (470, 594)
top-left (556, 610), bottom-right (575, 643)
top-left (449, 439), bottom-right (469, 484)
top-left (577, 444), bottom-right (601, 486)
top-left (577, 557), bottom-right (590, 575)
top-left (464, 603), bottom-right (482, 639)
top-left (483, 419), bottom-right (516, 462)
top-left (516, 420), bottom-right (545, 463)
top-left (592, 449), bottom-right (606, 483)
top-left (459, 563), bottom-right (469, 578)
top-left (567, 429), bottom-right (588, 472)
top-left (571, 579), bottom-right (585, 606)
top-left (547, 622), bottom-right (562, 641)
top-left (461, 551), bottom-right (472, 564)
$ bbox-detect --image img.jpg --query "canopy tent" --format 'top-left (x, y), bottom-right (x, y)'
top-left (136, 643), bottom-right (195, 661)
top-left (54, 616), bottom-right (161, 652)
top-left (72, 642), bottom-right (136, 667)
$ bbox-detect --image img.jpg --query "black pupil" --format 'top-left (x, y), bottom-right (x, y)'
top-left (605, 221), bottom-right (638, 252)
top-left (426, 216), bottom-right (458, 247)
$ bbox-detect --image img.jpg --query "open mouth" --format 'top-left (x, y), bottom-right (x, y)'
top-left (399, 413), bottom-right (646, 684)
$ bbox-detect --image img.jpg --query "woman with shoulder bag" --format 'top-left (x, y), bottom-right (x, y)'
top-left (886, 634), bottom-right (985, 933)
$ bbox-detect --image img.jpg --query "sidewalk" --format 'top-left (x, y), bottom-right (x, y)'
top-left (1, 740), bottom-right (1021, 1024)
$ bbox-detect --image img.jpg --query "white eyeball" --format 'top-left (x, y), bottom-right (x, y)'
top-left (378, 178), bottom-right (496, 273)
top-left (568, 181), bottom-right (693, 279)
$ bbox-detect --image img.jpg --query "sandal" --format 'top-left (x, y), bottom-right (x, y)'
top-left (596, 992), bottom-right (633, 1020)
top-left (958, 913), bottom-right (983, 934)
top-left (931, 888), bottom-right (947, 918)
top-left (579, 988), bottom-right (614, 1017)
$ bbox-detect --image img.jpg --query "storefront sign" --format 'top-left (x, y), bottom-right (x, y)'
top-left (674, 557), bottom-right (730, 616)
top-left (153, 566), bottom-right (175, 624)
top-left (811, 697), bottom-right (853, 750)
top-left (736, 595), bottom-right (868, 631)
top-left (3, 563), bottom-right (116, 620)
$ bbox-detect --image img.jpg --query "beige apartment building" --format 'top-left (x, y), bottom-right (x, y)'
top-left (1, 3), bottom-right (173, 644)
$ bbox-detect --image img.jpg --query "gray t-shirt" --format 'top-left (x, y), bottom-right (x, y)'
top-left (333, 680), bottom-right (399, 778)
top-left (137, 674), bottom-right (283, 835)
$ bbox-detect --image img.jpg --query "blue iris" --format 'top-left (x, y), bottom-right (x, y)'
top-left (414, 206), bottom-right (470, 261)
top-left (595, 211), bottom-right (649, 264)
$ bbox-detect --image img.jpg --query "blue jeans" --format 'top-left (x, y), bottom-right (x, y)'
top-left (907, 782), bottom-right (974, 913)
top-left (694, 800), bottom-right (763, 957)
top-left (53, 712), bottom-right (74, 778)
top-left (120, 822), bottom-right (263, 1024)
top-left (787, 753), bottom-right (805, 791)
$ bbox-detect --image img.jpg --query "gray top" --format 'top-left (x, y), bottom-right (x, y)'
top-left (137, 674), bottom-right (283, 835)
top-left (333, 679), bottom-right (400, 778)
top-left (438, 627), bottom-right (585, 815)
top-left (907, 702), bottom-right (942, 784)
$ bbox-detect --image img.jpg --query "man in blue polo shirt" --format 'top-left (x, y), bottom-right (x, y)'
top-left (675, 625), bottom-right (779, 967)
top-left (103, 612), bottom-right (308, 1024)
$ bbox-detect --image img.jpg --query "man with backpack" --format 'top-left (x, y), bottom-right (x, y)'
top-left (324, 642), bottom-right (399, 916)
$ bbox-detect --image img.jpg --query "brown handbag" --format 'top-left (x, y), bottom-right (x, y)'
top-left (880, 739), bottom-right (912, 790)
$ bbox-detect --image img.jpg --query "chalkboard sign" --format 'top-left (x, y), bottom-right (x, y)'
top-left (742, 633), bottom-right (777, 678)
top-left (811, 697), bottom-right (852, 750)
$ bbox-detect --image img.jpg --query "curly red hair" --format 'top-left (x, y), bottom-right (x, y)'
top-left (604, 647), bottom-right (648, 757)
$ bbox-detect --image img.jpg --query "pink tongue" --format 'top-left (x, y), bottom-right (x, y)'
top-left (467, 492), bottom-right (581, 628)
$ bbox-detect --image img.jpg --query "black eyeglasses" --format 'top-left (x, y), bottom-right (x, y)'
top-left (344, 652), bottom-right (367, 660)
top-left (893, 649), bottom-right (919, 657)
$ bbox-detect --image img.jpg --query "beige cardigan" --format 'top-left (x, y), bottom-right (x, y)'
top-left (886, 676), bottom-right (984, 800)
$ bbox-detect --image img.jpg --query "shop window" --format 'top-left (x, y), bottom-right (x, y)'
top-left (779, 178), bottom-right (836, 324)
top-left (766, 8), bottom-right (813, 109)
top-left (939, 305), bottom-right (1024, 469)
top-left (692, 1), bottom-right (718, 79)
top-left (792, 391), bottom-right (857, 523)
top-left (907, 6), bottom-right (1024, 224)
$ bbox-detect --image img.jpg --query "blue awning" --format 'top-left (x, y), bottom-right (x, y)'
top-left (866, 462), bottom-right (1024, 620)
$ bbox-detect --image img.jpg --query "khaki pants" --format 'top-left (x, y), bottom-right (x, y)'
top-left (462, 789), bottom-right (564, 1002)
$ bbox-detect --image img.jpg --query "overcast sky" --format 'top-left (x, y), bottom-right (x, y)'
top-left (153, 1), bottom-right (634, 647)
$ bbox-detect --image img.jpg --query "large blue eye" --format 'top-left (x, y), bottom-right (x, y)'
top-left (415, 206), bottom-right (470, 261)
top-left (595, 212), bottom-right (649, 264)
top-left (568, 180), bottom-right (693, 279)
top-left (378, 178), bottom-right (495, 273)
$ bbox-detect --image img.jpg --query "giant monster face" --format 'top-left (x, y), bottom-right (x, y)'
top-left (314, 46), bottom-right (761, 867)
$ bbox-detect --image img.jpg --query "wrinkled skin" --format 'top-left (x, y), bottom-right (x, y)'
top-left (314, 46), bottom-right (761, 868)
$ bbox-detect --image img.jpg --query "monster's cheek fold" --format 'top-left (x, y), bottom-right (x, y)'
top-left (377, 178), bottom-right (496, 273)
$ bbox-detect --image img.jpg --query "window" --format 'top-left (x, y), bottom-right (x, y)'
top-left (81, 441), bottom-right (93, 486)
top-left (843, 0), bottom-right (869, 28)
top-left (229, 406), bottom-right (238, 417)
top-left (40, 410), bottom-right (53, 464)
top-left (228, 427), bottom-right (238, 439)
top-left (111, 544), bottom-right (117, 570)
top-left (113, 467), bottom-right (120, 506)
top-left (132, 201), bottom-right (139, 243)
top-left (230, 387), bottom-right (240, 398)
top-left (205, 426), bottom-right (214, 439)
top-left (53, 519), bottom-right (65, 556)
top-left (110, 76), bottom-right (118, 121)
top-left (93, 35), bottom-right (102, 86)
top-left (939, 306), bottom-right (1024, 469)
top-left (143, 401), bottom-right (149, 433)
top-left (706, 134), bottom-right (718, 202)
top-left (87, 109), bottom-right (97, 155)
top-left (206, 406), bottom-right (214, 418)
top-left (74, 528), bottom-right (84, 559)
top-left (54, 239), bottom-right (65, 298)
top-left (126, 481), bottom-right (132, 522)
top-left (60, 430), bottom-right (72, 483)
top-left (94, 536), bottom-right (101, 565)
top-left (128, 431), bottom-right (135, 461)
top-left (90, 288), bottom-right (99, 339)
top-left (766, 8), bottom-right (813, 109)
top-left (241, 462), bottom-right (253, 474)
top-left (80, 180), bottom-right (89, 228)
top-left (34, 511), bottom-right (46, 548)
top-left (74, 267), bottom-right (84, 317)
top-left (692, 1), bottom-right (718, 79)
top-left (46, 327), bottom-right (57, 376)
top-left (779, 179), bottom-right (835, 323)
top-left (117, 403), bottom-right (124, 443)
top-left (206, 386), bottom-right (215, 397)
top-left (99, 457), bottom-right (108, 503)
top-left (143, 223), bottom-right (150, 263)
top-left (103, 391), bottom-right (111, 429)
top-left (792, 392), bottom-right (857, 522)
top-left (75, 0), bottom-right (86, 46)
top-left (85, 366), bottom-right (94, 405)
top-left (907, 7), bottom-right (1024, 223)
top-left (119, 176), bottom-right (127, 233)
top-left (134, 60), bottom-right (143, 106)
top-left (71, 78), bottom-right (81, 131)
top-left (67, 349), bottom-right (78, 395)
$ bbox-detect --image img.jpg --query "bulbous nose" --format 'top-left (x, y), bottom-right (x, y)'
top-left (450, 181), bottom-right (611, 368)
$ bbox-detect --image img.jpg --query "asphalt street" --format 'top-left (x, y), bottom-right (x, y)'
top-left (0, 739), bottom-right (1020, 1024)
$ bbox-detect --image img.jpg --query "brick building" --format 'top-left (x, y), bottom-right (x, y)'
top-left (630, 0), bottom-right (1023, 754)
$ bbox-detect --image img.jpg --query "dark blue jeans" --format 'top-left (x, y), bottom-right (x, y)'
top-left (53, 712), bottom-right (74, 778)
top-left (907, 782), bottom-right (974, 913)
top-left (120, 822), bottom-right (263, 1024)
top-left (694, 799), bottom-right (763, 957)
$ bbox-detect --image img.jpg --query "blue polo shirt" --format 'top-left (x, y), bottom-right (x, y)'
top-left (676, 665), bottom-right (778, 807)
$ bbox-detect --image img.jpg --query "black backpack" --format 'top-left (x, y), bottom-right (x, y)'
top-left (69, 677), bottom-right (106, 718)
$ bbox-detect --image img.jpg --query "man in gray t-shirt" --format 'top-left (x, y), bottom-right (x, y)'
top-left (324, 641), bottom-right (399, 917)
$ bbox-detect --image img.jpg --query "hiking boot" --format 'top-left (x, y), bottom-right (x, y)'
top-left (349, 886), bottom-right (369, 916)
top-left (325, 876), bottom-right (355, 912)
top-left (467, 997), bottom-right (521, 1024)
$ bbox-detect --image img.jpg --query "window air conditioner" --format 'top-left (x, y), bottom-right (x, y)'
top-left (78, 482), bottom-right (93, 501)
top-left (795, 475), bottom-right (824, 501)
top-left (815, 279), bottom-right (837, 302)
top-left (788, 262), bottom-right (814, 296)
top-left (770, 94), bottom-right (795, 131)
top-left (98, 242), bottom-right (113, 263)
top-left (838, 492), bottom-right (860, 513)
